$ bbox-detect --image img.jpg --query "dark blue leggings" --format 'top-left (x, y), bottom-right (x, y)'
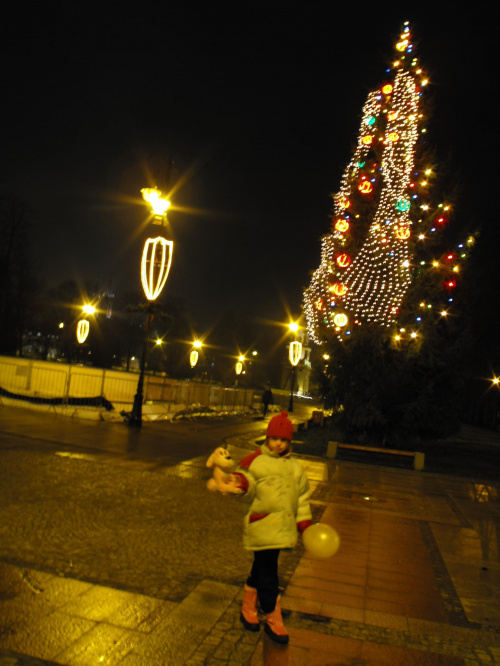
top-left (246, 549), bottom-right (280, 613)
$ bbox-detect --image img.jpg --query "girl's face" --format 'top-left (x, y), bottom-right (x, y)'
top-left (266, 437), bottom-right (290, 455)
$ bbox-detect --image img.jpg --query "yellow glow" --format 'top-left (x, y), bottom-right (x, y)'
top-left (323, 354), bottom-right (330, 360)
top-left (333, 313), bottom-right (348, 327)
top-left (59, 322), bottom-right (64, 329)
top-left (76, 319), bottom-right (89, 343)
top-left (235, 361), bottom-right (243, 375)
top-left (193, 340), bottom-right (202, 348)
top-left (155, 339), bottom-right (162, 345)
top-left (141, 237), bottom-right (173, 301)
top-left (440, 311), bottom-right (448, 316)
top-left (410, 332), bottom-right (417, 338)
top-left (190, 350), bottom-right (199, 367)
top-left (289, 340), bottom-right (302, 366)
top-left (141, 187), bottom-right (171, 216)
top-left (492, 377), bottom-right (499, 385)
top-left (289, 322), bottom-right (299, 333)
top-left (82, 304), bottom-right (95, 315)
top-left (335, 219), bottom-right (350, 233)
top-left (238, 355), bottom-right (245, 362)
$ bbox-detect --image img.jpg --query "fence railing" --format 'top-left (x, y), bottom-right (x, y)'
top-left (0, 357), bottom-right (255, 415)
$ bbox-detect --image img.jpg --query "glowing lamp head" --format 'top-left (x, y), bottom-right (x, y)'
top-left (382, 84), bottom-right (393, 94)
top-left (82, 304), bottom-right (95, 315)
top-left (141, 187), bottom-right (171, 217)
top-left (190, 350), bottom-right (199, 367)
top-left (76, 319), bottom-right (89, 344)
top-left (289, 322), bottom-right (299, 333)
top-left (289, 340), bottom-right (302, 366)
top-left (235, 361), bottom-right (243, 375)
top-left (141, 237), bottom-right (173, 301)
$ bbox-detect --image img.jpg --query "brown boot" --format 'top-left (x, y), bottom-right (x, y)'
top-left (264, 596), bottom-right (289, 644)
top-left (240, 585), bottom-right (260, 631)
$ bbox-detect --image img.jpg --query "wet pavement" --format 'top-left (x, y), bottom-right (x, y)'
top-left (0, 404), bottom-right (499, 664)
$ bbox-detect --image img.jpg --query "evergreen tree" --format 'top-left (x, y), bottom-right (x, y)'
top-left (304, 23), bottom-right (475, 444)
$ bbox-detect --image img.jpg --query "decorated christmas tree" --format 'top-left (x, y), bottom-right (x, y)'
top-left (303, 23), bottom-right (476, 443)
top-left (304, 22), bottom-right (474, 347)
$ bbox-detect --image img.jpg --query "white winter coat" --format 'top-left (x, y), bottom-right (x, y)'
top-left (235, 444), bottom-right (312, 551)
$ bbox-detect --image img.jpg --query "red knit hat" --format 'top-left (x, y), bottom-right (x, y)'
top-left (266, 411), bottom-right (294, 441)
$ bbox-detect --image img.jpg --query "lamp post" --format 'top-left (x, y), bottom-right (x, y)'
top-left (288, 322), bottom-right (302, 413)
top-left (129, 187), bottom-right (172, 428)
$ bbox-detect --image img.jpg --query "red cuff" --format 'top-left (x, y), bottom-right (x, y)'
top-left (297, 520), bottom-right (313, 533)
top-left (232, 472), bottom-right (249, 492)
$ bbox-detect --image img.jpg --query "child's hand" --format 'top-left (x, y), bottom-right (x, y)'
top-left (218, 473), bottom-right (245, 495)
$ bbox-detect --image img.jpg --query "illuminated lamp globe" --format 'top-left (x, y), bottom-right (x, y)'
top-left (76, 319), bottom-right (89, 344)
top-left (382, 84), bottom-right (393, 94)
top-left (289, 340), bottom-right (302, 366)
top-left (141, 237), bottom-right (173, 301)
top-left (190, 350), bottom-right (199, 368)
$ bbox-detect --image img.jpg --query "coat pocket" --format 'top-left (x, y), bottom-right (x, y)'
top-left (244, 511), bottom-right (285, 549)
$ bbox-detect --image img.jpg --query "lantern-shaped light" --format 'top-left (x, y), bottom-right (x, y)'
top-left (289, 340), bottom-right (302, 366)
top-left (76, 319), bottom-right (89, 343)
top-left (336, 253), bottom-right (351, 268)
top-left (362, 135), bottom-right (373, 145)
top-left (141, 237), bottom-right (173, 301)
top-left (334, 219), bottom-right (350, 233)
top-left (333, 313), bottom-right (348, 327)
top-left (382, 84), bottom-right (393, 94)
top-left (190, 350), bottom-right (199, 368)
top-left (235, 361), bottom-right (243, 375)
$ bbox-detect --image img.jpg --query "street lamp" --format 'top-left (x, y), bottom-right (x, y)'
top-left (190, 340), bottom-right (202, 368)
top-left (288, 322), bottom-right (302, 413)
top-left (129, 187), bottom-right (172, 428)
top-left (76, 304), bottom-right (95, 344)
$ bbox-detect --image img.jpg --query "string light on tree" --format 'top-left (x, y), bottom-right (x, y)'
top-left (304, 23), bottom-right (473, 345)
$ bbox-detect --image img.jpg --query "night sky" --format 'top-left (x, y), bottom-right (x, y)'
top-left (1, 7), bottom-right (495, 333)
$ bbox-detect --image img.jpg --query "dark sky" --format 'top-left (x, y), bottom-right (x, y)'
top-left (1, 6), bottom-right (494, 332)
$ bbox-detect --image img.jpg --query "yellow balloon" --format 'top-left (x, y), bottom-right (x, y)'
top-left (303, 523), bottom-right (340, 558)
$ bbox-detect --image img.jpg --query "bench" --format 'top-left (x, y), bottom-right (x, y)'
top-left (327, 441), bottom-right (425, 470)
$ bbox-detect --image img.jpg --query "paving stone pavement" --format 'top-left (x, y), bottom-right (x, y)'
top-left (0, 407), bottom-right (499, 664)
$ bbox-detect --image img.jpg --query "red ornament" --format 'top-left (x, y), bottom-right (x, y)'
top-left (336, 254), bottom-right (351, 268)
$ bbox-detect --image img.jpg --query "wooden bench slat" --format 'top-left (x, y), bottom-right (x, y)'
top-left (337, 443), bottom-right (415, 457)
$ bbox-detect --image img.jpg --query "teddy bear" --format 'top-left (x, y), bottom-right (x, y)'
top-left (206, 446), bottom-right (241, 494)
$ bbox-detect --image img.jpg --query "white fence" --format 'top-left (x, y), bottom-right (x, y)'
top-left (0, 357), bottom-right (255, 419)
